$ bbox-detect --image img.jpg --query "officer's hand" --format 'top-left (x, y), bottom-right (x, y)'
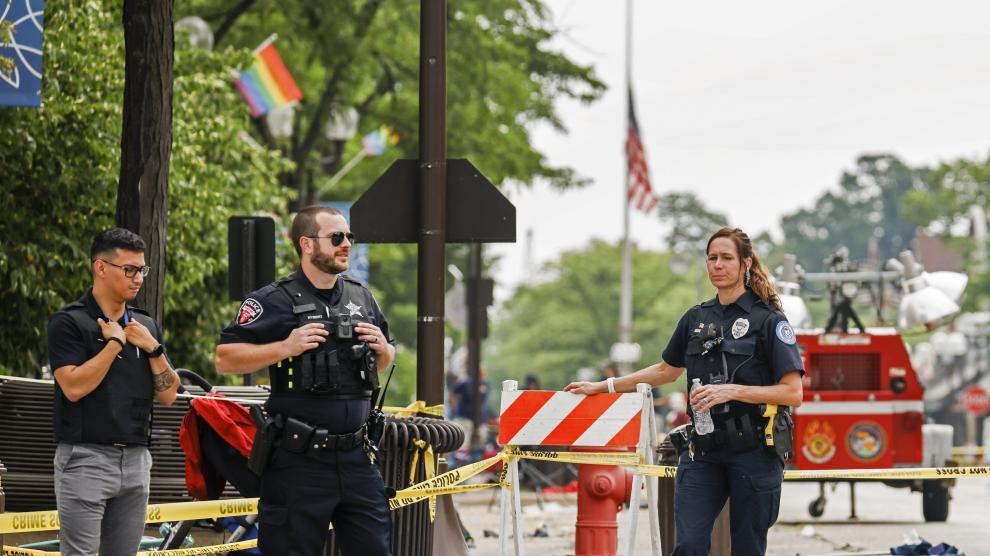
top-left (690, 384), bottom-right (734, 413)
top-left (124, 320), bottom-right (158, 352)
top-left (97, 318), bottom-right (125, 344)
top-left (563, 381), bottom-right (605, 396)
top-left (355, 322), bottom-right (389, 354)
top-left (283, 323), bottom-right (329, 356)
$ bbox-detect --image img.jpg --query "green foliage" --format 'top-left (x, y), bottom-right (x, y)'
top-left (902, 152), bottom-right (990, 311)
top-left (486, 240), bottom-right (698, 394)
top-left (0, 2), bottom-right (125, 374)
top-left (0, 0), bottom-right (289, 377)
top-left (780, 154), bottom-right (925, 272)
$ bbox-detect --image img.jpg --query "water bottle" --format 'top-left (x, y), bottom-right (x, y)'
top-left (691, 378), bottom-right (714, 435)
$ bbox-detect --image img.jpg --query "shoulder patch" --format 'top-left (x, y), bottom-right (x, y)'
top-left (775, 320), bottom-right (797, 345)
top-left (236, 298), bottom-right (264, 325)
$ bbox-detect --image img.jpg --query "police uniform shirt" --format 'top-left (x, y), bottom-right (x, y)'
top-left (219, 269), bottom-right (392, 431)
top-left (662, 290), bottom-right (805, 386)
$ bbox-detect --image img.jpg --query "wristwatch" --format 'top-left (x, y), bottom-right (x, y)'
top-left (147, 344), bottom-right (166, 358)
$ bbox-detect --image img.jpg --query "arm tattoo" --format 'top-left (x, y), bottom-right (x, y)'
top-left (153, 369), bottom-right (176, 392)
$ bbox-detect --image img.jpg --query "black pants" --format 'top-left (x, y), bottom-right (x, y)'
top-left (672, 445), bottom-right (783, 556)
top-left (258, 444), bottom-right (392, 556)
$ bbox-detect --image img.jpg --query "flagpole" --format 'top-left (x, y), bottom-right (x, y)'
top-left (617, 0), bottom-right (634, 372)
top-left (252, 33), bottom-right (278, 56)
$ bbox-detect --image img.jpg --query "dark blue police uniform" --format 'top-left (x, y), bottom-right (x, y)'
top-left (219, 269), bottom-right (392, 556)
top-left (662, 290), bottom-right (804, 556)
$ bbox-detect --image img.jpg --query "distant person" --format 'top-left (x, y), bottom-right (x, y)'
top-left (566, 227), bottom-right (803, 556)
top-left (450, 366), bottom-right (491, 449)
top-left (522, 373), bottom-right (541, 390)
top-left (47, 228), bottom-right (179, 555)
top-left (599, 361), bottom-right (618, 382)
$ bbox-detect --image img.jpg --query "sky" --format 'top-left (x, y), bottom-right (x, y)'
top-left (489, 0), bottom-right (990, 299)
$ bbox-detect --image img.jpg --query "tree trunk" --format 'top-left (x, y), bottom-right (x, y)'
top-left (116, 0), bottom-right (174, 323)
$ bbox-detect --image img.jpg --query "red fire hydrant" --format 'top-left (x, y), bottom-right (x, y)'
top-left (574, 446), bottom-right (634, 556)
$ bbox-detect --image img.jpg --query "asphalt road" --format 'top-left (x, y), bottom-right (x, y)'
top-left (454, 476), bottom-right (990, 555)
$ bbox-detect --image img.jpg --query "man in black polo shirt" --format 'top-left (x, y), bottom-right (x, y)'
top-left (216, 205), bottom-right (395, 556)
top-left (47, 228), bottom-right (180, 555)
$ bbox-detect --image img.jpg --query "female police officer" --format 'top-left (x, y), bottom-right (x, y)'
top-left (565, 227), bottom-right (803, 555)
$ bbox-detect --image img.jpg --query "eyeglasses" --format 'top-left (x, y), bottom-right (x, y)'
top-left (100, 259), bottom-right (151, 278)
top-left (305, 232), bottom-right (356, 246)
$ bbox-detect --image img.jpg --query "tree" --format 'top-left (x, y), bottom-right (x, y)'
top-left (117, 0), bottom-right (175, 322)
top-left (0, 0), bottom-right (288, 376)
top-left (179, 0), bottom-right (605, 204)
top-left (902, 152), bottom-right (990, 310)
top-left (487, 241), bottom-right (697, 391)
top-left (780, 154), bottom-right (925, 271)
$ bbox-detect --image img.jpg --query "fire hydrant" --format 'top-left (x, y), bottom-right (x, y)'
top-left (574, 446), bottom-right (633, 556)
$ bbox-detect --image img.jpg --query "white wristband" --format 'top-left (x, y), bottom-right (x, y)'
top-left (606, 377), bottom-right (616, 393)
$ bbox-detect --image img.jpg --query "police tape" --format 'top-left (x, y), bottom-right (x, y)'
top-left (508, 449), bottom-right (642, 466)
top-left (135, 539), bottom-right (258, 555)
top-left (952, 446), bottom-right (985, 457)
top-left (0, 498), bottom-right (261, 534)
top-left (3, 546), bottom-right (52, 556)
top-left (781, 466), bottom-right (990, 481)
top-left (382, 401), bottom-right (445, 417)
top-left (389, 452), bottom-right (505, 510)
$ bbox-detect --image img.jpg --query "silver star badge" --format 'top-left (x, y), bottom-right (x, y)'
top-left (345, 301), bottom-right (363, 317)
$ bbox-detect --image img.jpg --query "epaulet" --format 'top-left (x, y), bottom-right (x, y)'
top-left (698, 297), bottom-right (717, 308)
top-left (59, 300), bottom-right (86, 312)
top-left (249, 280), bottom-right (285, 300)
top-left (128, 306), bottom-right (152, 317)
top-left (340, 274), bottom-right (368, 289)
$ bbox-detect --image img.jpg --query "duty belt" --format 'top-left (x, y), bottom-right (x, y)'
top-left (690, 413), bottom-right (764, 455)
top-left (279, 416), bottom-right (367, 459)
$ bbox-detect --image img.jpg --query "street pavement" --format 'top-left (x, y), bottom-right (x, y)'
top-left (453, 476), bottom-right (990, 555)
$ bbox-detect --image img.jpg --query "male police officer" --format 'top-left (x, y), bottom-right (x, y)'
top-left (216, 205), bottom-right (395, 556)
top-left (47, 228), bottom-right (180, 555)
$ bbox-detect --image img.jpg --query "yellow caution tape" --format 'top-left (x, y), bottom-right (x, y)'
top-left (630, 464), bottom-right (679, 478)
top-left (391, 482), bottom-right (500, 499)
top-left (136, 539), bottom-right (258, 555)
top-left (509, 449), bottom-right (642, 466)
top-left (382, 401), bottom-right (444, 417)
top-left (4, 546), bottom-right (54, 556)
top-left (952, 446), bottom-right (985, 457)
top-left (0, 498), bottom-right (261, 534)
top-left (389, 452), bottom-right (504, 510)
top-left (782, 466), bottom-right (990, 480)
top-left (409, 439), bottom-right (438, 522)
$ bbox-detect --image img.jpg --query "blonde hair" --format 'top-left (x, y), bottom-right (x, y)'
top-left (706, 227), bottom-right (782, 312)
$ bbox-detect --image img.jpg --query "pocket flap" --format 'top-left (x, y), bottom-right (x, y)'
top-left (722, 337), bottom-right (756, 356)
top-left (258, 502), bottom-right (288, 526)
top-left (747, 469), bottom-right (782, 493)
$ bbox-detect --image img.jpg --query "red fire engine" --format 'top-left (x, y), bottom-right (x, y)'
top-left (780, 250), bottom-right (960, 522)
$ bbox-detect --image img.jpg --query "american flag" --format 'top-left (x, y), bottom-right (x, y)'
top-left (626, 87), bottom-right (657, 213)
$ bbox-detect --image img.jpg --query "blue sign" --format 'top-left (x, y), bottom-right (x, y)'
top-left (324, 202), bottom-right (370, 285)
top-left (0, 1), bottom-right (44, 108)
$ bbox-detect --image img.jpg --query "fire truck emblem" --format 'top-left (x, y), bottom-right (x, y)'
top-left (801, 419), bottom-right (836, 464)
top-left (847, 421), bottom-right (886, 463)
top-left (731, 318), bottom-right (749, 339)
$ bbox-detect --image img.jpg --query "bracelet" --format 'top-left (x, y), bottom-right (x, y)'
top-left (106, 337), bottom-right (125, 349)
top-left (606, 377), bottom-right (616, 394)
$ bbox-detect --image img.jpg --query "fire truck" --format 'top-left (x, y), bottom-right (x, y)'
top-left (779, 249), bottom-right (961, 522)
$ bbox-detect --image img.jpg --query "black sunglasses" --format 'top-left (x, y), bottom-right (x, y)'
top-left (306, 231), bottom-right (356, 246)
top-left (100, 259), bottom-right (151, 278)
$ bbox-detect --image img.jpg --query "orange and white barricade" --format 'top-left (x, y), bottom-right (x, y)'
top-left (497, 380), bottom-right (662, 556)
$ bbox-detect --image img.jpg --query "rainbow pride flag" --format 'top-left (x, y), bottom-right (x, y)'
top-left (234, 36), bottom-right (303, 118)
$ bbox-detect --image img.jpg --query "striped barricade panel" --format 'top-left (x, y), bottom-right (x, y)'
top-left (498, 390), bottom-right (642, 447)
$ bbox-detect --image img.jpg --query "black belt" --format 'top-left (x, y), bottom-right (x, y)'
top-left (278, 416), bottom-right (366, 458)
top-left (691, 414), bottom-right (764, 455)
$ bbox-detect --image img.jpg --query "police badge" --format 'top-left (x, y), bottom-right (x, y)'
top-left (731, 318), bottom-right (749, 339)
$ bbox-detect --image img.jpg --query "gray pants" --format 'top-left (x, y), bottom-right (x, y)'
top-left (53, 442), bottom-right (152, 556)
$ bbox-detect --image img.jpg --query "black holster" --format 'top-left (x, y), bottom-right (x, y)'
top-left (248, 405), bottom-right (280, 476)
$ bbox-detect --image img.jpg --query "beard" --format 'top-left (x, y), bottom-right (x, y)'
top-left (312, 242), bottom-right (349, 275)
